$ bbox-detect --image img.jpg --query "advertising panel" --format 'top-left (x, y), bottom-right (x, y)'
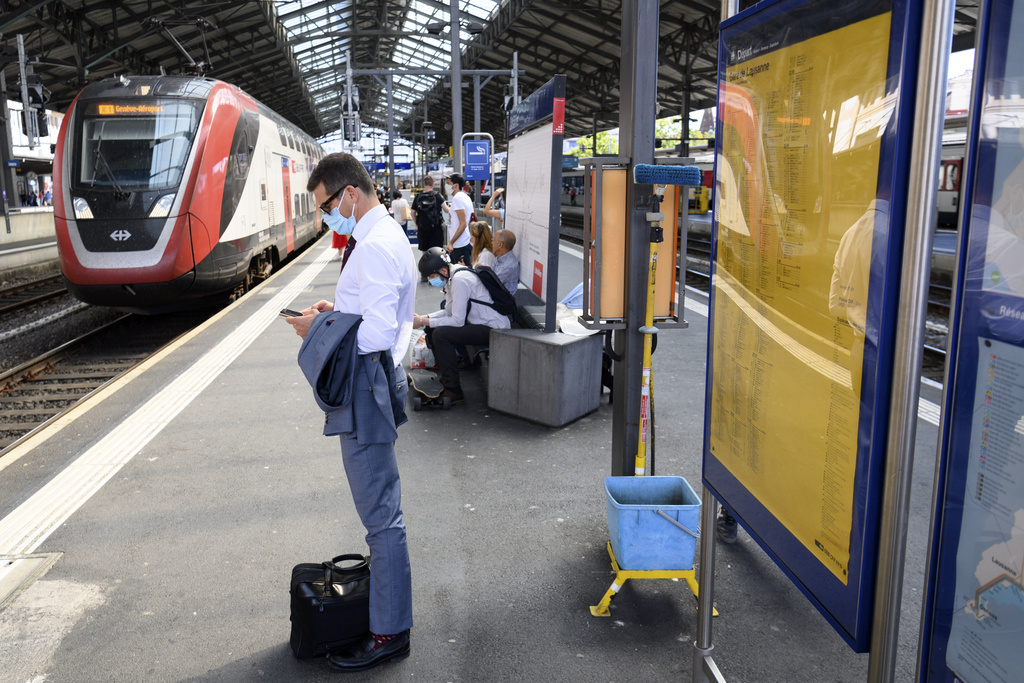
top-left (704, 0), bottom-right (922, 650)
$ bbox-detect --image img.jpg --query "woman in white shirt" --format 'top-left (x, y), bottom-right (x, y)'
top-left (390, 190), bottom-right (411, 236)
top-left (469, 221), bottom-right (496, 268)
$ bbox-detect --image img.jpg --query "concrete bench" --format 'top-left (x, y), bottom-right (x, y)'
top-left (486, 328), bottom-right (603, 427)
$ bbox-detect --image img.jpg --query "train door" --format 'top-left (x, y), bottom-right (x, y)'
top-left (264, 149), bottom-right (279, 235)
top-left (281, 156), bottom-right (294, 252)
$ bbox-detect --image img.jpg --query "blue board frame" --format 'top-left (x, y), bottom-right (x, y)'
top-left (921, 0), bottom-right (1024, 680)
top-left (703, 0), bottom-right (924, 651)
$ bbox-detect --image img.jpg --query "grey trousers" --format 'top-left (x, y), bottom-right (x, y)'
top-left (338, 367), bottom-right (413, 634)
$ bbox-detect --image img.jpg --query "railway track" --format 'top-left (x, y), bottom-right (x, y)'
top-left (0, 311), bottom-right (210, 453)
top-left (0, 273), bottom-right (67, 315)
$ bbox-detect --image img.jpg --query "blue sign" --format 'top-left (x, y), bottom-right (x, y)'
top-left (463, 140), bottom-right (490, 181)
top-left (704, 0), bottom-right (926, 652)
top-left (921, 1), bottom-right (1024, 680)
top-left (6, 160), bottom-right (17, 168)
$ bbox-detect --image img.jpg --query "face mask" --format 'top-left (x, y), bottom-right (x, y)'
top-left (428, 275), bottom-right (445, 288)
top-left (323, 195), bottom-right (356, 235)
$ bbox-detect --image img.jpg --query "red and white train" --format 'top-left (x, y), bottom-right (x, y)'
top-left (54, 75), bottom-right (325, 313)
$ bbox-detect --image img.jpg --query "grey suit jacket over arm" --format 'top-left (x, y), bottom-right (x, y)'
top-left (297, 311), bottom-right (407, 444)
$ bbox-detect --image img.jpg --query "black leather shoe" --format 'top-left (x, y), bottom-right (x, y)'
top-left (328, 631), bottom-right (410, 672)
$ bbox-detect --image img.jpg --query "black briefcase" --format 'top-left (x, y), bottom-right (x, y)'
top-left (289, 553), bottom-right (370, 659)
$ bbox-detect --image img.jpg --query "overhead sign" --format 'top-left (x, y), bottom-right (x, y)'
top-left (463, 139), bottom-right (490, 181)
top-left (704, 0), bottom-right (923, 651)
top-left (921, 0), bottom-right (1024, 680)
top-left (6, 160), bottom-right (17, 168)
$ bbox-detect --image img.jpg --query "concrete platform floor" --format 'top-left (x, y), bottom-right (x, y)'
top-left (0, 234), bottom-right (940, 681)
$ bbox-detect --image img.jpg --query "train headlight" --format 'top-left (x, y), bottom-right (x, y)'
top-left (148, 194), bottom-right (176, 219)
top-left (72, 197), bottom-right (94, 220)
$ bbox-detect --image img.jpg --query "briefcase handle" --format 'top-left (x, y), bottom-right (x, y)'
top-left (322, 554), bottom-right (368, 586)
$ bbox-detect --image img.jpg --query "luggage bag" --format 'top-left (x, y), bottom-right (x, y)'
top-left (289, 553), bottom-right (370, 658)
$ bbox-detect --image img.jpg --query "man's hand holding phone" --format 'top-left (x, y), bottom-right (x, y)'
top-left (283, 300), bottom-right (333, 339)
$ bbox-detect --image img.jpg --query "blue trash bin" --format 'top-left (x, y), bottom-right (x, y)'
top-left (605, 476), bottom-right (701, 571)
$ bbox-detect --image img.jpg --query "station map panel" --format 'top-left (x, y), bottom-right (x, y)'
top-left (923, 1), bottom-right (1024, 680)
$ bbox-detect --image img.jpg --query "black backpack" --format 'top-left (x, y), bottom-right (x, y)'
top-left (413, 191), bottom-right (443, 231)
top-left (464, 265), bottom-right (518, 323)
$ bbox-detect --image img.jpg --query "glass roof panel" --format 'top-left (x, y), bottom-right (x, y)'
top-left (279, 0), bottom-right (502, 140)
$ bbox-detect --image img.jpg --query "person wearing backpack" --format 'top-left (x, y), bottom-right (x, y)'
top-left (411, 176), bottom-right (445, 256)
top-left (412, 248), bottom-right (511, 404)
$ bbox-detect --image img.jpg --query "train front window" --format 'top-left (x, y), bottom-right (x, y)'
top-left (77, 100), bottom-right (201, 190)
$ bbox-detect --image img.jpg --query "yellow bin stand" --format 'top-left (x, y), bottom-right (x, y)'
top-left (590, 542), bottom-right (719, 617)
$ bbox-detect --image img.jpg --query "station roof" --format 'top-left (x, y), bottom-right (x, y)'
top-left (0, 1), bottom-right (982, 150)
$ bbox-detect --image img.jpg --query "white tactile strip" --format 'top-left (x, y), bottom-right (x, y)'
top-left (0, 247), bottom-right (333, 556)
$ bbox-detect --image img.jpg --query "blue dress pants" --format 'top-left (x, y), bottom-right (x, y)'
top-left (338, 367), bottom-right (413, 635)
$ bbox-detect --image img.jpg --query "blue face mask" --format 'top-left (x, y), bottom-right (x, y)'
top-left (323, 197), bottom-right (356, 235)
top-left (428, 275), bottom-right (445, 288)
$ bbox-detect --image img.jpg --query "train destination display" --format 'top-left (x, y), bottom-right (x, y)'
top-left (922, 0), bottom-right (1024, 679)
top-left (705, 0), bottom-right (921, 650)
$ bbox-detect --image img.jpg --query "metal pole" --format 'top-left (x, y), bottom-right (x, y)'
top-left (611, 0), bottom-right (659, 476)
top-left (449, 0), bottom-right (462, 172)
top-left (694, 489), bottom-right (725, 683)
top-left (0, 70), bottom-right (16, 224)
top-left (722, 0), bottom-right (739, 20)
top-left (512, 51), bottom-right (520, 107)
top-left (16, 35), bottom-right (36, 150)
top-left (868, 0), bottom-right (954, 680)
top-left (474, 74), bottom-right (482, 201)
top-left (386, 73), bottom-right (395, 192)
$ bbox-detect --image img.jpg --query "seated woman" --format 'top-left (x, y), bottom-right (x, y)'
top-left (469, 221), bottom-right (496, 268)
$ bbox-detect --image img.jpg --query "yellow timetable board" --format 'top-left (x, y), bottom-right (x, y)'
top-left (710, 11), bottom-right (893, 584)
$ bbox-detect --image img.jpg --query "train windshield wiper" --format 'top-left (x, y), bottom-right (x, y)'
top-left (91, 132), bottom-right (125, 194)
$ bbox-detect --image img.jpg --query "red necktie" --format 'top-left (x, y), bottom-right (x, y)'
top-left (341, 237), bottom-right (357, 272)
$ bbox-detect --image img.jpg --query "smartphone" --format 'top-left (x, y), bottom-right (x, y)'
top-left (279, 308), bottom-right (303, 317)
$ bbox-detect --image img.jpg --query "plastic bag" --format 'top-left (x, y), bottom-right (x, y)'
top-left (410, 332), bottom-right (437, 369)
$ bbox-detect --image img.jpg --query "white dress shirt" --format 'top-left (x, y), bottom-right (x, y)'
top-left (427, 265), bottom-right (511, 330)
top-left (333, 204), bottom-right (417, 365)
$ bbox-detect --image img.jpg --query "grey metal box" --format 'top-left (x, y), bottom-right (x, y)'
top-left (487, 329), bottom-right (603, 427)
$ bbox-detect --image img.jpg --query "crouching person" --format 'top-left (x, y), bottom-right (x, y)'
top-left (412, 247), bottom-right (510, 404)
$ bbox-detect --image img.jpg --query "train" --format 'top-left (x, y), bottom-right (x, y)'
top-left (54, 75), bottom-right (326, 314)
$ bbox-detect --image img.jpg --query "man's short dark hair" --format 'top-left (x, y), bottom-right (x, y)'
top-left (423, 175), bottom-right (435, 187)
top-left (307, 153), bottom-right (374, 195)
top-left (448, 173), bottom-right (465, 188)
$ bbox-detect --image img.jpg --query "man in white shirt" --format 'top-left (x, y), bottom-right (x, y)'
top-left (286, 153), bottom-right (416, 672)
top-left (443, 173), bottom-right (474, 266)
top-left (413, 248), bottom-right (510, 403)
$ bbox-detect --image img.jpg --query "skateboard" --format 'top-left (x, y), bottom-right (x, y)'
top-left (407, 367), bottom-right (451, 410)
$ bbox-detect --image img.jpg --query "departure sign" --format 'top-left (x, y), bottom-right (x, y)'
top-left (94, 103), bottom-right (164, 115)
top-left (705, 0), bottom-right (923, 651)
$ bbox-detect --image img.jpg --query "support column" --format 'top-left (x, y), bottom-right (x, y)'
top-left (449, 0), bottom-right (462, 172)
top-left (386, 73), bottom-right (395, 192)
top-left (611, 0), bottom-right (660, 477)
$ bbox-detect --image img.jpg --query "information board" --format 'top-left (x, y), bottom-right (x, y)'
top-left (704, 0), bottom-right (922, 651)
top-left (504, 75), bottom-right (565, 320)
top-left (921, 1), bottom-right (1024, 680)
